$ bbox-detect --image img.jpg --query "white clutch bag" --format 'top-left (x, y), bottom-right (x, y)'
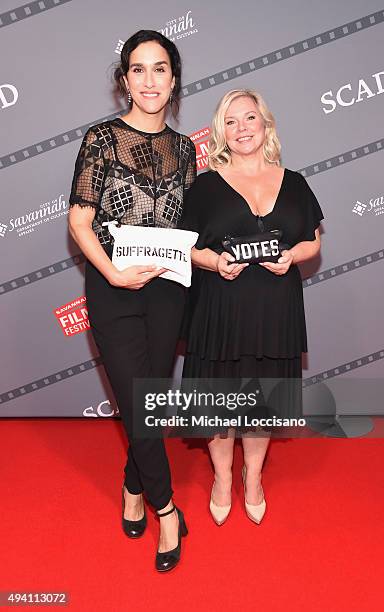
top-left (105, 222), bottom-right (199, 288)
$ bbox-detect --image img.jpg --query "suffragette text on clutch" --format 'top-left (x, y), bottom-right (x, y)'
top-left (105, 222), bottom-right (198, 287)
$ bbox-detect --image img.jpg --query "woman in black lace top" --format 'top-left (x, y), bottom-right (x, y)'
top-left (68, 30), bottom-right (196, 573)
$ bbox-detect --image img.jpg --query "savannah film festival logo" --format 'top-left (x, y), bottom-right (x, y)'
top-left (54, 296), bottom-right (90, 338)
top-left (189, 126), bottom-right (210, 172)
top-left (352, 193), bottom-right (384, 217)
top-left (114, 10), bottom-right (198, 53)
top-left (0, 194), bottom-right (67, 239)
top-left (0, 83), bottom-right (18, 109)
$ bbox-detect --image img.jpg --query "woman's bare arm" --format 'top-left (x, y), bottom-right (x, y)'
top-left (261, 228), bottom-right (321, 275)
top-left (191, 246), bottom-right (248, 280)
top-left (289, 228), bottom-right (321, 264)
top-left (68, 206), bottom-right (165, 289)
top-left (190, 246), bottom-right (220, 272)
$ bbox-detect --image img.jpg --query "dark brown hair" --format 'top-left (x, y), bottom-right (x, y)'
top-left (114, 30), bottom-right (182, 115)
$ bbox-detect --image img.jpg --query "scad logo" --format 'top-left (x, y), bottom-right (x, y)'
top-left (0, 83), bottom-right (18, 109)
top-left (83, 400), bottom-right (119, 418)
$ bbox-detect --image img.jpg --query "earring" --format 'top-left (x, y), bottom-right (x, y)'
top-left (169, 91), bottom-right (173, 105)
top-left (127, 89), bottom-right (132, 105)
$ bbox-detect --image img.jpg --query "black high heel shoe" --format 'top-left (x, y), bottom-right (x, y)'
top-left (155, 506), bottom-right (188, 572)
top-left (121, 486), bottom-right (147, 538)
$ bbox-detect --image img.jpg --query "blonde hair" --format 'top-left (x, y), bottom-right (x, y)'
top-left (208, 89), bottom-right (281, 170)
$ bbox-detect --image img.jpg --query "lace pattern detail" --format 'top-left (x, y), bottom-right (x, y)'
top-left (69, 119), bottom-right (196, 250)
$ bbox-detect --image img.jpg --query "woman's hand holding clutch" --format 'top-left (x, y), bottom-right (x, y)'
top-left (216, 251), bottom-right (249, 281)
top-left (259, 249), bottom-right (294, 275)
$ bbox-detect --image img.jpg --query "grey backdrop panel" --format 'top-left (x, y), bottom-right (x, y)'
top-left (1, 0), bottom-right (383, 416)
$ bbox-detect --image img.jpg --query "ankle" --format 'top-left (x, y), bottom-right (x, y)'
top-left (244, 466), bottom-right (262, 479)
top-left (157, 499), bottom-right (175, 517)
top-left (214, 472), bottom-right (232, 486)
top-left (124, 488), bottom-right (143, 505)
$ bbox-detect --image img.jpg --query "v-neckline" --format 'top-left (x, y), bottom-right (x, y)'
top-left (216, 167), bottom-right (286, 218)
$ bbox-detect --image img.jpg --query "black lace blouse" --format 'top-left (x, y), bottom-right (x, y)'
top-left (69, 118), bottom-right (196, 253)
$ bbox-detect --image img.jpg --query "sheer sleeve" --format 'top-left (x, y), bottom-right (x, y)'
top-left (69, 128), bottom-right (106, 210)
top-left (183, 139), bottom-right (197, 198)
top-left (297, 173), bottom-right (324, 241)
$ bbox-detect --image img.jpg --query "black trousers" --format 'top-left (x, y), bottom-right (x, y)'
top-left (85, 261), bottom-right (186, 510)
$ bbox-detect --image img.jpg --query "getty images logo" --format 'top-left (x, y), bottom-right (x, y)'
top-left (0, 83), bottom-right (18, 109)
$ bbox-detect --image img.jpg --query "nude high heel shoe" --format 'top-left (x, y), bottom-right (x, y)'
top-left (242, 466), bottom-right (266, 524)
top-left (209, 482), bottom-right (231, 526)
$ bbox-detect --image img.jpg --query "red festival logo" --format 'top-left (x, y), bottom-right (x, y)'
top-left (189, 127), bottom-right (210, 172)
top-left (54, 296), bottom-right (90, 338)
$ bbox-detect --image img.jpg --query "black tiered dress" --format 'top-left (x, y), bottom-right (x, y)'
top-left (180, 168), bottom-right (323, 422)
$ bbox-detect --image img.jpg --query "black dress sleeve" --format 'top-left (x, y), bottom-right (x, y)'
top-left (179, 174), bottom-right (210, 249)
top-left (69, 128), bottom-right (106, 210)
top-left (183, 139), bottom-right (197, 198)
top-left (296, 173), bottom-right (324, 241)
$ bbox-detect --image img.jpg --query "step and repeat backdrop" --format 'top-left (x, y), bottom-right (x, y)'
top-left (1, 0), bottom-right (383, 418)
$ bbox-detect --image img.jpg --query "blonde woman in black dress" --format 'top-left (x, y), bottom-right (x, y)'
top-left (69, 31), bottom-right (196, 571)
top-left (181, 89), bottom-right (323, 525)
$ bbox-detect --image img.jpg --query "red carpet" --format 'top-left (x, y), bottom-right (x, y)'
top-left (0, 419), bottom-right (382, 611)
